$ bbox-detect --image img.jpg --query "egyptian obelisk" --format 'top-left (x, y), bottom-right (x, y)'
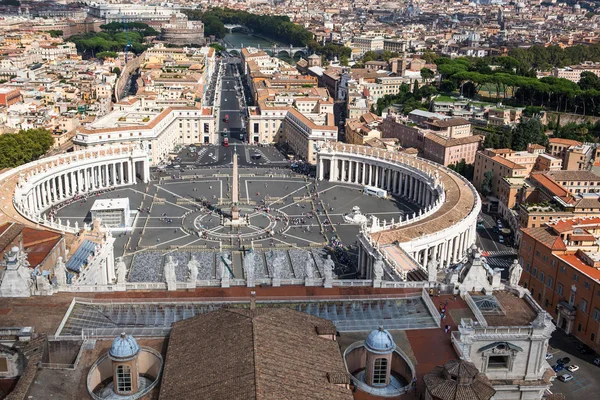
top-left (231, 146), bottom-right (240, 221)
top-left (232, 146), bottom-right (239, 204)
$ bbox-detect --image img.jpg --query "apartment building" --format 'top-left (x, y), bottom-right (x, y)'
top-left (519, 218), bottom-right (600, 353)
top-left (351, 36), bottom-right (384, 55)
top-left (553, 63), bottom-right (600, 83)
top-left (473, 148), bottom-right (562, 196)
top-left (73, 97), bottom-right (215, 165)
top-left (345, 113), bottom-right (382, 145)
top-left (246, 86), bottom-right (336, 160)
top-left (381, 113), bottom-right (481, 166)
top-left (281, 108), bottom-right (337, 164)
top-left (0, 87), bottom-right (22, 106)
top-left (382, 39), bottom-right (407, 53)
top-left (488, 107), bottom-right (523, 126)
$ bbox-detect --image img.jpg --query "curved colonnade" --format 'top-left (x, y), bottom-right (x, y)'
top-left (317, 143), bottom-right (481, 280)
top-left (11, 145), bottom-right (150, 233)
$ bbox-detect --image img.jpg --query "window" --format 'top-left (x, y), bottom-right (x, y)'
top-left (573, 273), bottom-right (579, 282)
top-left (585, 281), bottom-right (591, 290)
top-left (0, 357), bottom-right (7, 373)
top-left (594, 308), bottom-right (600, 322)
top-left (540, 272), bottom-right (545, 282)
top-left (558, 283), bottom-right (564, 296)
top-left (569, 291), bottom-right (576, 306)
top-left (488, 355), bottom-right (509, 369)
top-left (116, 365), bottom-right (132, 393)
top-left (547, 277), bottom-right (553, 289)
top-left (580, 299), bottom-right (588, 313)
top-left (373, 358), bottom-right (388, 385)
top-left (532, 268), bottom-right (538, 278)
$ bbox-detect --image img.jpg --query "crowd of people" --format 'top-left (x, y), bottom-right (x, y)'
top-left (46, 187), bottom-right (116, 221)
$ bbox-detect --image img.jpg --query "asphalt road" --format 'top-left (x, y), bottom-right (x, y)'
top-left (218, 61), bottom-right (246, 143)
top-left (548, 329), bottom-right (600, 399)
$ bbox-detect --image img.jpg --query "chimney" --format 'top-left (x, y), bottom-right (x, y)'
top-left (250, 291), bottom-right (256, 311)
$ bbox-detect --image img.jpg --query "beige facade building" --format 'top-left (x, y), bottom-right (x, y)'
top-left (488, 107), bottom-right (523, 126)
top-left (282, 108), bottom-right (337, 164)
top-left (74, 97), bottom-right (216, 165)
top-left (381, 113), bottom-right (481, 166)
top-left (553, 62), bottom-right (600, 82)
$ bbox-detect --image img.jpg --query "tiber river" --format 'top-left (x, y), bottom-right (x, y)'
top-left (222, 31), bottom-right (299, 65)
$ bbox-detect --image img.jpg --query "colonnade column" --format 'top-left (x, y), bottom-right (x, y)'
top-left (361, 162), bottom-right (366, 185)
top-left (118, 162), bottom-right (124, 185)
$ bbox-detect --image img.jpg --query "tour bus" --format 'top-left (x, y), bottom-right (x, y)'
top-left (363, 186), bottom-right (388, 199)
top-left (223, 137), bottom-right (229, 147)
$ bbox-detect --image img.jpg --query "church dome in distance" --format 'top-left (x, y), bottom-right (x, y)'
top-left (109, 332), bottom-right (140, 360)
top-left (365, 327), bottom-right (395, 354)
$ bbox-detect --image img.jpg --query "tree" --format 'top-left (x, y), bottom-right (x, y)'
top-left (97, 51), bottom-right (118, 60)
top-left (0, 129), bottom-right (54, 168)
top-left (422, 51), bottom-right (437, 64)
top-left (112, 67), bottom-right (121, 77)
top-left (448, 159), bottom-right (474, 180)
top-left (511, 117), bottom-right (548, 151)
top-left (48, 30), bottom-right (63, 38)
top-left (420, 67), bottom-right (434, 84)
top-left (481, 170), bottom-right (494, 197)
top-left (209, 43), bottom-right (226, 52)
top-left (578, 71), bottom-right (600, 91)
top-left (413, 80), bottom-right (419, 93)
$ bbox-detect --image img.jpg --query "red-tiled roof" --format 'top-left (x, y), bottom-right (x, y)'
top-left (549, 138), bottom-right (581, 146)
top-left (522, 226), bottom-right (567, 250)
top-left (556, 253), bottom-right (600, 281)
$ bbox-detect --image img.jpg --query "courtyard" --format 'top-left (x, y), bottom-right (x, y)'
top-left (52, 145), bottom-right (420, 283)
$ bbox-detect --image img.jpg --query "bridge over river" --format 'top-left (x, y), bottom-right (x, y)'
top-left (226, 44), bottom-right (309, 58)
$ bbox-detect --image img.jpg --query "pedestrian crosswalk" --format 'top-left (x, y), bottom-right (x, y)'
top-left (485, 249), bottom-right (517, 257)
top-left (484, 257), bottom-right (515, 269)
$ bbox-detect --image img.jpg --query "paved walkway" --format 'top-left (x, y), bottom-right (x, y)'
top-left (405, 294), bottom-right (468, 399)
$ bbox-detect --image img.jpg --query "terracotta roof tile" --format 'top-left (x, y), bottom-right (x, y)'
top-left (159, 308), bottom-right (352, 400)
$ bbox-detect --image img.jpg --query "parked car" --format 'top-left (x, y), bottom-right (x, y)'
top-left (499, 235), bottom-right (505, 244)
top-left (576, 344), bottom-right (591, 354)
top-left (558, 374), bottom-right (573, 382)
top-left (545, 353), bottom-right (553, 360)
top-left (557, 357), bottom-right (571, 365)
top-left (566, 365), bottom-right (579, 372)
top-left (552, 364), bottom-right (564, 372)
top-left (594, 357), bottom-right (600, 366)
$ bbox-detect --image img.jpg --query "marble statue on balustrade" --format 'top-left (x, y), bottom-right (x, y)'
top-left (323, 255), bottom-right (334, 288)
top-left (373, 256), bottom-right (384, 282)
top-left (164, 255), bottom-right (177, 290)
top-left (0, 247), bottom-right (33, 297)
top-left (115, 257), bottom-right (127, 284)
top-left (54, 257), bottom-right (67, 287)
top-left (243, 252), bottom-right (255, 287)
top-left (187, 256), bottom-right (199, 284)
top-left (34, 268), bottom-right (53, 296)
top-left (221, 261), bottom-right (230, 287)
top-left (427, 257), bottom-right (438, 282)
top-left (509, 259), bottom-right (523, 287)
top-left (305, 258), bottom-right (315, 282)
